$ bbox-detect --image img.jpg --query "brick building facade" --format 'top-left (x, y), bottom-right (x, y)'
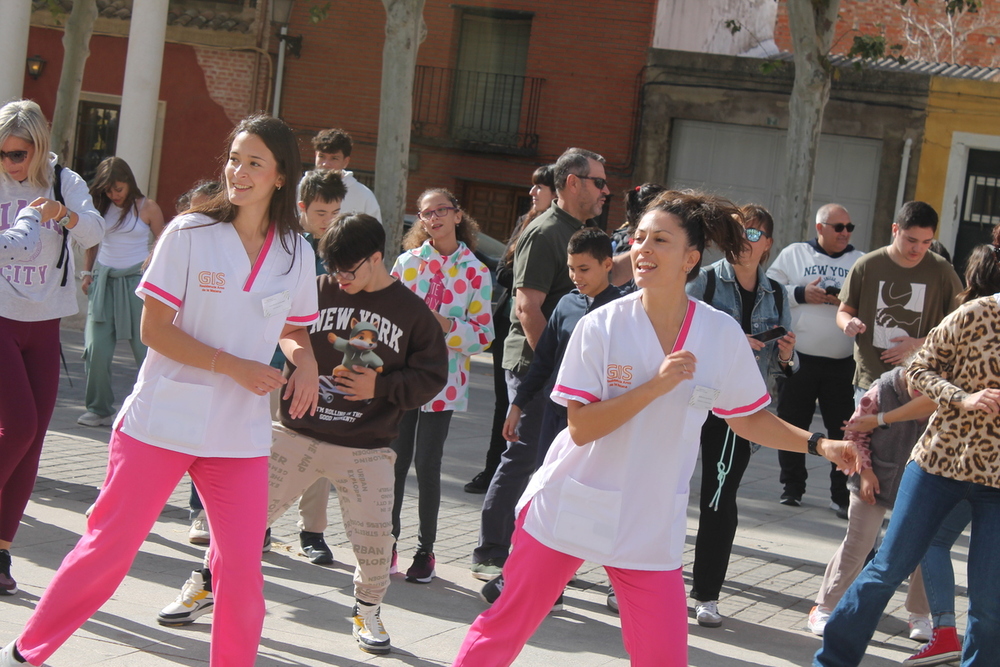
top-left (24, 1), bottom-right (272, 215)
top-left (775, 0), bottom-right (1000, 67)
top-left (279, 0), bottom-right (658, 239)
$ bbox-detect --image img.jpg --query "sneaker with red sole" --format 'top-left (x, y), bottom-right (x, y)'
top-left (904, 626), bottom-right (962, 666)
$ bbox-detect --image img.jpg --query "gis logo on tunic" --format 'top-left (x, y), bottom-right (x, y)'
top-left (198, 271), bottom-right (226, 294)
top-left (607, 364), bottom-right (633, 389)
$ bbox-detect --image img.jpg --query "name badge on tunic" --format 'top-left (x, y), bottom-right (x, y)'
top-left (689, 385), bottom-right (720, 410)
top-left (262, 290), bottom-right (291, 318)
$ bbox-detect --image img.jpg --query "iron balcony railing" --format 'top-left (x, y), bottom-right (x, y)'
top-left (412, 65), bottom-right (544, 156)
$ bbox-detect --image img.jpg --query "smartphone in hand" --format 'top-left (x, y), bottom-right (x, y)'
top-left (750, 326), bottom-right (787, 343)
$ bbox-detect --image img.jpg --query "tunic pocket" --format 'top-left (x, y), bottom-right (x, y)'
top-left (148, 376), bottom-right (214, 448)
top-left (552, 476), bottom-right (622, 556)
top-left (264, 312), bottom-right (286, 344)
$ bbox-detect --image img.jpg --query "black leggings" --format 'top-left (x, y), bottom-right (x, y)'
top-left (691, 413), bottom-right (753, 602)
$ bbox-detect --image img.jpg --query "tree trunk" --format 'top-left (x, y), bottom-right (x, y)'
top-left (50, 0), bottom-right (98, 162)
top-left (782, 0), bottom-right (840, 245)
top-left (374, 0), bottom-right (425, 268)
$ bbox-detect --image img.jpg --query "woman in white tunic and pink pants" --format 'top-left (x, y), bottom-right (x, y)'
top-left (0, 115), bottom-right (320, 667)
top-left (452, 191), bottom-right (860, 667)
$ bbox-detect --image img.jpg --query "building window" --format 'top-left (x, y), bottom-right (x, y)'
top-left (451, 11), bottom-right (531, 147)
top-left (956, 148), bottom-right (1000, 270)
top-left (411, 9), bottom-right (542, 156)
top-left (73, 100), bottom-right (120, 184)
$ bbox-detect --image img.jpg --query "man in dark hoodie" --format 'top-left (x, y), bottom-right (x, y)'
top-left (156, 214), bottom-right (447, 657)
top-left (502, 227), bottom-right (622, 468)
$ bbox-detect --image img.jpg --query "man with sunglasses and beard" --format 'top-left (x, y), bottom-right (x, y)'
top-left (767, 204), bottom-right (865, 515)
top-left (470, 148), bottom-right (609, 590)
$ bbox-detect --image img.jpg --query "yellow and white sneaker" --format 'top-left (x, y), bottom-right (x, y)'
top-left (157, 569), bottom-right (214, 626)
top-left (352, 601), bottom-right (391, 654)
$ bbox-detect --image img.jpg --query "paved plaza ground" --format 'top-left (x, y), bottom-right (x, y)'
top-left (0, 329), bottom-right (968, 665)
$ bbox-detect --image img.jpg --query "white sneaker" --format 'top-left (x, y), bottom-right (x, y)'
top-left (77, 411), bottom-right (115, 427)
top-left (352, 602), bottom-right (391, 654)
top-left (696, 600), bottom-right (723, 627)
top-left (188, 511), bottom-right (210, 545)
top-left (0, 640), bottom-right (34, 666)
top-left (157, 570), bottom-right (214, 626)
top-left (808, 605), bottom-right (831, 636)
top-left (909, 614), bottom-right (933, 642)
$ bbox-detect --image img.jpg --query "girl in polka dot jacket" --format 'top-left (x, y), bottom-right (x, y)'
top-left (389, 188), bottom-right (494, 583)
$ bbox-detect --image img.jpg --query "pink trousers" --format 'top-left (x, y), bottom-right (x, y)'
top-left (453, 508), bottom-right (688, 667)
top-left (17, 429), bottom-right (268, 667)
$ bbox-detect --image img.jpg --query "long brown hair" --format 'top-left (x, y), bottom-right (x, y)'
top-left (404, 188), bottom-right (480, 252)
top-left (189, 114), bottom-right (303, 255)
top-left (959, 224), bottom-right (1000, 303)
top-left (90, 157), bottom-right (143, 232)
top-left (740, 203), bottom-right (775, 265)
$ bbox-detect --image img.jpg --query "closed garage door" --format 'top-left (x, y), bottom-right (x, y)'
top-left (668, 120), bottom-right (881, 252)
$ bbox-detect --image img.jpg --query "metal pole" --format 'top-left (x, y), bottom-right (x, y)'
top-left (272, 25), bottom-right (287, 117)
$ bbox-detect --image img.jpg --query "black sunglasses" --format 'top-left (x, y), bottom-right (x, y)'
top-left (0, 150), bottom-right (29, 164)
top-left (575, 175), bottom-right (607, 190)
top-left (822, 222), bottom-right (856, 233)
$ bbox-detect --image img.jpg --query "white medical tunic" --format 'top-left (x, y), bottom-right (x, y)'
top-left (116, 214), bottom-right (319, 458)
top-left (519, 293), bottom-right (769, 570)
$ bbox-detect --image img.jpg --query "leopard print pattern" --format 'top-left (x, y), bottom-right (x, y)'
top-left (907, 295), bottom-right (1000, 489)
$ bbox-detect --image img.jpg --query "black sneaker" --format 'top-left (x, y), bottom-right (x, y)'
top-left (0, 550), bottom-right (16, 595)
top-left (405, 550), bottom-right (435, 583)
top-left (480, 574), bottom-right (504, 604)
top-left (464, 470), bottom-right (492, 494)
top-left (262, 527), bottom-right (272, 554)
top-left (780, 494), bottom-right (801, 507)
top-left (300, 531), bottom-right (334, 565)
top-left (480, 575), bottom-right (563, 613)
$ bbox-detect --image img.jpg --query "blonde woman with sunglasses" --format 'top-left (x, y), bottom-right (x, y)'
top-left (0, 100), bottom-right (104, 597)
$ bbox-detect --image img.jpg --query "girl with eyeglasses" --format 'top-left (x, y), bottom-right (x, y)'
top-left (451, 191), bottom-right (857, 667)
top-left (0, 114), bottom-right (320, 667)
top-left (0, 99), bottom-right (104, 598)
top-left (77, 157), bottom-right (166, 428)
top-left (685, 203), bottom-right (799, 628)
top-left (389, 189), bottom-right (494, 582)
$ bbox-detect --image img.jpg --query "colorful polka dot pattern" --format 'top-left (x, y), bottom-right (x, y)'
top-left (391, 241), bottom-right (494, 413)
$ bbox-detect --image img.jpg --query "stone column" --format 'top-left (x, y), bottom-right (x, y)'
top-left (116, 0), bottom-right (169, 193)
top-left (0, 3), bottom-right (32, 104)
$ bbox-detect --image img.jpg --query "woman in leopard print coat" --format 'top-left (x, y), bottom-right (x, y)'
top-left (816, 270), bottom-right (1000, 666)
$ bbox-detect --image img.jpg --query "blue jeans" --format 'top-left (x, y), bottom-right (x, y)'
top-left (922, 499), bottom-right (972, 628)
top-left (815, 462), bottom-right (1000, 667)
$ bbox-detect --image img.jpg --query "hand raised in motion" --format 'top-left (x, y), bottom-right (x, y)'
top-left (650, 350), bottom-right (696, 397)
